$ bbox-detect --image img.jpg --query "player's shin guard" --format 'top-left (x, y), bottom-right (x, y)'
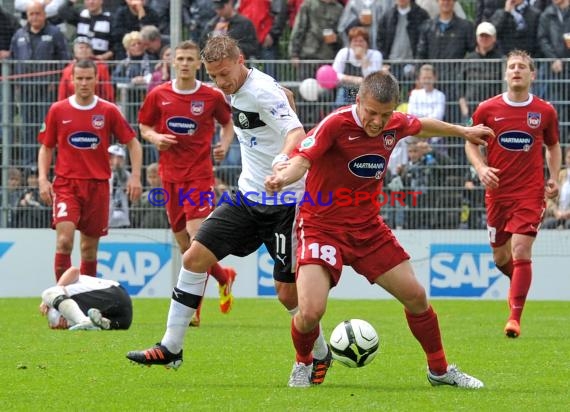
top-left (161, 268), bottom-right (207, 353)
top-left (291, 318), bottom-right (319, 365)
top-left (54, 253), bottom-right (71, 281)
top-left (405, 306), bottom-right (448, 375)
top-left (509, 259), bottom-right (532, 322)
top-left (288, 307), bottom-right (328, 359)
top-left (80, 260), bottom-right (97, 277)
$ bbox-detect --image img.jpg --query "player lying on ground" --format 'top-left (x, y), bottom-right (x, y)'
top-left (40, 266), bottom-right (132, 330)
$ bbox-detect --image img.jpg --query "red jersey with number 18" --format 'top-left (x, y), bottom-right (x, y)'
top-left (472, 93), bottom-right (559, 201)
top-left (294, 107), bottom-right (421, 229)
top-left (38, 96), bottom-right (136, 180)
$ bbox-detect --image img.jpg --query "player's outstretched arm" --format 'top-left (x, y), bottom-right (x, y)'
top-left (415, 118), bottom-right (493, 146)
top-left (265, 155), bottom-right (311, 193)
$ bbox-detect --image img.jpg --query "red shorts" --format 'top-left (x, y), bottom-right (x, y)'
top-left (52, 177), bottom-right (109, 237)
top-left (163, 178), bottom-right (215, 233)
top-left (296, 216), bottom-right (410, 286)
top-left (486, 197), bottom-right (545, 247)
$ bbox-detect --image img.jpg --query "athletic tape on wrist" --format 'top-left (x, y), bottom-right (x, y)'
top-left (272, 154), bottom-right (289, 167)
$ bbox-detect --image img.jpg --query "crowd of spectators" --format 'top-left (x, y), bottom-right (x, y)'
top-left (1, 0), bottom-right (569, 230)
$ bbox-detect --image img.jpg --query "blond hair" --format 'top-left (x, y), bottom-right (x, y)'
top-left (122, 31), bottom-right (142, 49)
top-left (201, 34), bottom-right (241, 63)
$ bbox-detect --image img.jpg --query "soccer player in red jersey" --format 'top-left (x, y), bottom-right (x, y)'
top-left (465, 50), bottom-right (561, 338)
top-left (265, 71), bottom-right (491, 388)
top-left (38, 59), bottom-right (142, 281)
top-left (138, 40), bottom-right (237, 325)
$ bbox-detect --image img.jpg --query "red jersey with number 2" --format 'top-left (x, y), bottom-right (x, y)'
top-left (38, 96), bottom-right (136, 180)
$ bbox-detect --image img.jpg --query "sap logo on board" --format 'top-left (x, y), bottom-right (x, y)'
top-left (97, 243), bottom-right (171, 295)
top-left (257, 244), bottom-right (276, 296)
top-left (430, 244), bottom-right (501, 297)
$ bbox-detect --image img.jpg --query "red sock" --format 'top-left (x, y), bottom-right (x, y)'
top-left (208, 262), bottom-right (228, 285)
top-left (80, 260), bottom-right (98, 277)
top-left (54, 253), bottom-right (71, 281)
top-left (291, 318), bottom-right (319, 365)
top-left (497, 258), bottom-right (514, 279)
top-left (405, 305), bottom-right (447, 375)
top-left (509, 259), bottom-right (532, 322)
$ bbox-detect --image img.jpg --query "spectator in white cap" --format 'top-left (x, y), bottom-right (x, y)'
top-left (459, 21), bottom-right (503, 123)
top-left (476, 21), bottom-right (496, 37)
top-left (108, 145), bottom-right (131, 228)
top-left (108, 144), bottom-right (127, 158)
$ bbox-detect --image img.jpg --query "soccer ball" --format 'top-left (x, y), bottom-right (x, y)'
top-left (329, 319), bottom-right (379, 368)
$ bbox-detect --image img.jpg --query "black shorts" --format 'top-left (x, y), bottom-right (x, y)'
top-left (72, 285), bottom-right (133, 329)
top-left (195, 191), bottom-right (297, 283)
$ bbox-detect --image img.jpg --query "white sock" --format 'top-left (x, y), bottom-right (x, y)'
top-left (287, 306), bottom-right (328, 360)
top-left (161, 267), bottom-right (207, 354)
top-left (58, 299), bottom-right (90, 325)
top-left (312, 323), bottom-right (328, 360)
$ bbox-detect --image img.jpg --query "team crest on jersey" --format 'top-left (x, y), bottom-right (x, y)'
top-left (238, 112), bottom-right (249, 129)
top-left (191, 101), bottom-right (204, 115)
top-left (92, 115), bottom-right (104, 129)
top-left (527, 112), bottom-right (541, 129)
top-left (300, 136), bottom-right (315, 150)
top-left (382, 131), bottom-right (396, 150)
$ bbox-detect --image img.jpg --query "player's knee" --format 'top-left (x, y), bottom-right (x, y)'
top-left (56, 238), bottom-right (73, 254)
top-left (41, 286), bottom-right (66, 306)
top-left (510, 244), bottom-right (531, 260)
top-left (297, 305), bottom-right (324, 329)
top-left (182, 243), bottom-right (216, 273)
top-left (402, 284), bottom-right (428, 312)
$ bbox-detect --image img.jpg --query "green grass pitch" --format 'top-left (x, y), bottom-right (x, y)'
top-left (1, 298), bottom-right (569, 411)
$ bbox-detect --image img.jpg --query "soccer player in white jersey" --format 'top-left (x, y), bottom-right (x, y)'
top-left (127, 34), bottom-right (331, 385)
top-left (40, 266), bottom-right (132, 330)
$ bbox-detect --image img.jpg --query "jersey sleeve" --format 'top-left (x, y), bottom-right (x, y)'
top-left (37, 103), bottom-right (59, 147)
top-left (394, 112), bottom-right (422, 140)
top-left (256, 84), bottom-right (303, 138)
top-left (544, 104), bottom-right (560, 146)
top-left (294, 115), bottom-right (337, 163)
top-left (212, 88), bottom-right (232, 126)
top-left (471, 101), bottom-right (485, 127)
top-left (138, 88), bottom-right (160, 126)
top-left (111, 106), bottom-right (136, 144)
